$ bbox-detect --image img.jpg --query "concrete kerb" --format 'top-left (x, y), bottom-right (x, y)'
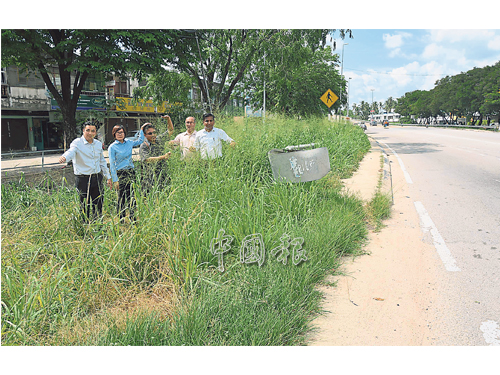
top-left (368, 137), bottom-right (394, 205)
top-left (340, 140), bottom-right (389, 204)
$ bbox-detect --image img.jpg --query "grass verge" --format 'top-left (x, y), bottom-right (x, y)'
top-left (1, 116), bottom-right (371, 345)
top-left (364, 154), bottom-right (392, 231)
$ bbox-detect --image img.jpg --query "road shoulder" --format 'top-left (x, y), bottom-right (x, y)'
top-left (308, 140), bottom-right (443, 345)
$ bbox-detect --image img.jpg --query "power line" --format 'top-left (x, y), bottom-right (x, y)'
top-left (345, 67), bottom-right (449, 77)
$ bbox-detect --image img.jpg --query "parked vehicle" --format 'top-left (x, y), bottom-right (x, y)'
top-left (370, 120), bottom-right (377, 126)
top-left (125, 130), bottom-right (141, 143)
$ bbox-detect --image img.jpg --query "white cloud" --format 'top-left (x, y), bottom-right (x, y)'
top-left (383, 32), bottom-right (412, 57)
top-left (488, 36), bottom-right (500, 50)
top-left (389, 66), bottom-right (413, 87)
top-left (388, 48), bottom-right (401, 58)
top-left (384, 34), bottom-right (405, 49)
top-left (421, 43), bottom-right (467, 62)
top-left (348, 30), bottom-right (500, 106)
top-left (421, 43), bottom-right (440, 59)
top-left (428, 29), bottom-right (495, 43)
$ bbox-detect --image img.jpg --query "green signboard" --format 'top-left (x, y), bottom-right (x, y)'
top-left (51, 95), bottom-right (106, 111)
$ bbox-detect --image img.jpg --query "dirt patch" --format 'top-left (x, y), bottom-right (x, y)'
top-left (308, 144), bottom-right (442, 345)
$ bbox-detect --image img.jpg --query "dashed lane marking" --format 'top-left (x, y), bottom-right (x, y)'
top-left (480, 320), bottom-right (500, 346)
top-left (414, 201), bottom-right (461, 272)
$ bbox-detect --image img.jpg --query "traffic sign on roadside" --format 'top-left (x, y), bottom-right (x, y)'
top-left (320, 89), bottom-right (338, 108)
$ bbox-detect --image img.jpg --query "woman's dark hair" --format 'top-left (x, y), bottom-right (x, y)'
top-left (112, 124), bottom-right (127, 138)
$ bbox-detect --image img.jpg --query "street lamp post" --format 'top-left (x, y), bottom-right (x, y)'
top-left (263, 53), bottom-right (266, 123)
top-left (347, 77), bottom-right (352, 119)
top-left (371, 88), bottom-right (375, 122)
top-left (340, 43), bottom-right (348, 118)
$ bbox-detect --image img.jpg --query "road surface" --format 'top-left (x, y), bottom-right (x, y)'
top-left (369, 125), bottom-right (500, 345)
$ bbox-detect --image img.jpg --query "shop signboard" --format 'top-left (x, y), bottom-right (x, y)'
top-left (51, 95), bottom-right (106, 111)
top-left (115, 97), bottom-right (155, 113)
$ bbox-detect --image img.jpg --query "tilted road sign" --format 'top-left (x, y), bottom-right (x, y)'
top-left (320, 89), bottom-right (338, 108)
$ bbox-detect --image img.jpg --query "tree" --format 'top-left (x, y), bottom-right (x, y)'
top-left (395, 61), bottom-right (500, 123)
top-left (242, 46), bottom-right (344, 117)
top-left (160, 29), bottom-right (352, 114)
top-left (1, 29), bottom-right (185, 141)
top-left (359, 101), bottom-right (371, 120)
top-left (383, 97), bottom-right (397, 113)
top-left (132, 69), bottom-right (196, 126)
top-left (370, 101), bottom-right (380, 116)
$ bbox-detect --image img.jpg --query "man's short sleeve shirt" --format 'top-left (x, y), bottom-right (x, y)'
top-left (194, 128), bottom-right (233, 159)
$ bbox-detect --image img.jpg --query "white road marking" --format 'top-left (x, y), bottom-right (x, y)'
top-left (381, 142), bottom-right (413, 184)
top-left (421, 131), bottom-right (500, 146)
top-left (480, 320), bottom-right (500, 346)
top-left (414, 201), bottom-right (461, 272)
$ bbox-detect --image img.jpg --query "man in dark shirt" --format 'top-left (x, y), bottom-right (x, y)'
top-left (139, 122), bottom-right (172, 193)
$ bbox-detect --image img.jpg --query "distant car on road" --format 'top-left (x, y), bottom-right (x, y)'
top-left (370, 120), bottom-right (377, 126)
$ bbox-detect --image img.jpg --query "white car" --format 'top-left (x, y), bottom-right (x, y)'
top-left (125, 130), bottom-right (141, 142)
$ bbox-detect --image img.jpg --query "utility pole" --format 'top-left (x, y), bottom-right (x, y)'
top-left (371, 89), bottom-right (375, 122)
top-left (340, 43), bottom-right (348, 118)
top-left (263, 54), bottom-right (266, 123)
top-left (347, 77), bottom-right (352, 119)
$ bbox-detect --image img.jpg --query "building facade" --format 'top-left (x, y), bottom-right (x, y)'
top-left (2, 65), bottom-right (244, 152)
top-left (1, 67), bottom-right (172, 152)
top-left (372, 112), bottom-right (401, 123)
top-left (1, 66), bottom-right (57, 152)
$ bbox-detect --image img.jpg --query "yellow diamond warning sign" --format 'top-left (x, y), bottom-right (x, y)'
top-left (320, 89), bottom-right (338, 108)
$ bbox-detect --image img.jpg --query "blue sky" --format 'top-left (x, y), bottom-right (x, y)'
top-left (329, 29), bottom-right (500, 109)
top-left (7, 3), bottom-right (500, 115)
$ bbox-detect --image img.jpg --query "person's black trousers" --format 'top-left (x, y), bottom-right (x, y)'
top-left (117, 168), bottom-right (136, 221)
top-left (75, 173), bottom-right (104, 223)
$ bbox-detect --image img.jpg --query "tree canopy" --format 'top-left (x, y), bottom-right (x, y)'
top-left (352, 100), bottom-right (382, 120)
top-left (242, 46), bottom-right (344, 117)
top-left (1, 29), bottom-right (188, 139)
top-left (137, 29), bottom-right (352, 117)
top-left (395, 61), bottom-right (500, 122)
top-left (2, 28), bottom-right (355, 135)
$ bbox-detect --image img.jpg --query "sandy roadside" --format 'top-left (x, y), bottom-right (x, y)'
top-left (308, 140), bottom-right (444, 346)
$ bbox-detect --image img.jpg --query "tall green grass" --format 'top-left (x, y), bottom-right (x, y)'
top-left (1, 116), bottom-right (371, 345)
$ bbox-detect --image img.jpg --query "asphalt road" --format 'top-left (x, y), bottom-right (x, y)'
top-left (368, 124), bottom-right (500, 345)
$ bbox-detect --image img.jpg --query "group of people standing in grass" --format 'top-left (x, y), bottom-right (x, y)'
top-left (59, 113), bottom-right (235, 224)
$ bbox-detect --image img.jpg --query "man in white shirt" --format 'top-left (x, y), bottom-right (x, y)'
top-left (59, 121), bottom-right (112, 222)
top-left (169, 116), bottom-right (197, 159)
top-left (191, 113), bottom-right (235, 159)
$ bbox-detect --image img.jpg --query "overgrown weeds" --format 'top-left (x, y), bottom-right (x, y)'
top-left (1, 116), bottom-right (371, 345)
top-left (364, 154), bottom-right (392, 231)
